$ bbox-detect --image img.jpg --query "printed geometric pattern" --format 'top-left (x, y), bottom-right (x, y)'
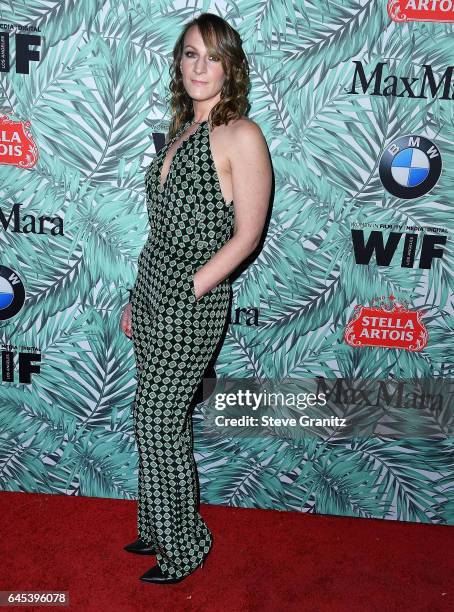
top-left (129, 119), bottom-right (234, 579)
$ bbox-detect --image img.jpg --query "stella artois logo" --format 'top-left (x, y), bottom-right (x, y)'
top-left (0, 115), bottom-right (38, 169)
top-left (344, 295), bottom-right (428, 352)
top-left (388, 0), bottom-right (454, 23)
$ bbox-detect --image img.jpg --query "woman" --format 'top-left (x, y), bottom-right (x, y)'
top-left (120, 12), bottom-right (271, 584)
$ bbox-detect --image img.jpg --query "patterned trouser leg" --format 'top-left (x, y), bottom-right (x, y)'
top-left (130, 273), bottom-right (229, 579)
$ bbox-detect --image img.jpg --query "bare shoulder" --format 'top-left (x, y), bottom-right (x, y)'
top-left (213, 116), bottom-right (267, 158)
top-left (226, 116), bottom-right (266, 143)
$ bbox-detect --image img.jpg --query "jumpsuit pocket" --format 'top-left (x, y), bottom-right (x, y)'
top-left (190, 274), bottom-right (198, 305)
top-left (188, 275), bottom-right (200, 337)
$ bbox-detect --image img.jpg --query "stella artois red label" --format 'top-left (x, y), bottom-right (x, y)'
top-left (344, 296), bottom-right (428, 352)
top-left (0, 115), bottom-right (38, 169)
top-left (388, 0), bottom-right (454, 23)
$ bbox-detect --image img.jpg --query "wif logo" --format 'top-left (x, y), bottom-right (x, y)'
top-left (0, 28), bottom-right (41, 74)
top-left (351, 229), bottom-right (446, 269)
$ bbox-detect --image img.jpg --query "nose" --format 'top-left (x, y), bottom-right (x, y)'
top-left (194, 57), bottom-right (208, 74)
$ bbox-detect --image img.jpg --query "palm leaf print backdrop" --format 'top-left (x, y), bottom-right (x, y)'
top-left (0, 1), bottom-right (452, 525)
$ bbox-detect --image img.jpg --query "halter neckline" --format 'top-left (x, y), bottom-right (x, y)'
top-left (185, 119), bottom-right (208, 129)
top-left (160, 120), bottom-right (207, 190)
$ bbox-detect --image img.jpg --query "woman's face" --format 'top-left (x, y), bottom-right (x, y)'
top-left (180, 25), bottom-right (226, 103)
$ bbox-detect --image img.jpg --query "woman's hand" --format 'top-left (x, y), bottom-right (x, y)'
top-left (120, 302), bottom-right (132, 338)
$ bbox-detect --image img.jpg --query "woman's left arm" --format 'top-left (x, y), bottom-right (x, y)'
top-left (193, 119), bottom-right (272, 300)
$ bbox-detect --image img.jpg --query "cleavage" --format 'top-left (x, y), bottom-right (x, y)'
top-left (159, 123), bottom-right (201, 190)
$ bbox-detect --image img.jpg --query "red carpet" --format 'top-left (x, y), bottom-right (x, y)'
top-left (1, 491), bottom-right (452, 611)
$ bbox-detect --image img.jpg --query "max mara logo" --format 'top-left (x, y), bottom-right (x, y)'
top-left (0, 203), bottom-right (64, 235)
top-left (347, 61), bottom-right (454, 100)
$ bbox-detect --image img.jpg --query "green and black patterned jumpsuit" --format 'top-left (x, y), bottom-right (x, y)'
top-left (130, 118), bottom-right (234, 579)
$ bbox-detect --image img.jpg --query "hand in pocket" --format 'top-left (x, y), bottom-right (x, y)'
top-left (191, 275), bottom-right (198, 302)
top-left (120, 302), bottom-right (132, 338)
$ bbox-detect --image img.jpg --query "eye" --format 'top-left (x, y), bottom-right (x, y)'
top-left (184, 50), bottom-right (220, 61)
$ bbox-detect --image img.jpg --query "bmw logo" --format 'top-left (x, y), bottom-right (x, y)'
top-left (379, 135), bottom-right (442, 199)
top-left (0, 265), bottom-right (25, 320)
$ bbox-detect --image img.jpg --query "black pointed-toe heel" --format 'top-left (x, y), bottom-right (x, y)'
top-left (123, 538), bottom-right (157, 555)
top-left (139, 558), bottom-right (205, 584)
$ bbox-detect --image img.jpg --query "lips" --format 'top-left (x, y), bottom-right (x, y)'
top-left (191, 79), bottom-right (207, 85)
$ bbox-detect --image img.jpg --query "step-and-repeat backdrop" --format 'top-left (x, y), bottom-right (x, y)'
top-left (0, 1), bottom-right (452, 525)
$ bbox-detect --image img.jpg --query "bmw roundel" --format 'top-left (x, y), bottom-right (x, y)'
top-left (379, 135), bottom-right (442, 199)
top-left (0, 265), bottom-right (25, 320)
